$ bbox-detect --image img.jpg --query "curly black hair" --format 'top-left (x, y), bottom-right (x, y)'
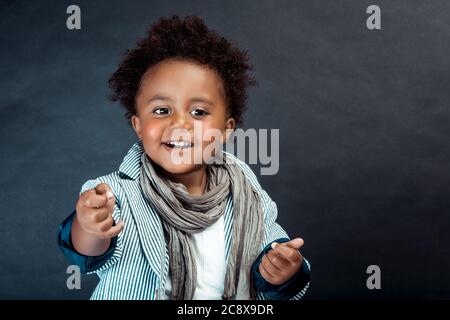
top-left (108, 15), bottom-right (257, 126)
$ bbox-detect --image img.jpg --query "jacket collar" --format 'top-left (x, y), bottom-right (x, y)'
top-left (118, 141), bottom-right (144, 180)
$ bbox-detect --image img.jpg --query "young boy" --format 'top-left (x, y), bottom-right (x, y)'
top-left (57, 15), bottom-right (311, 300)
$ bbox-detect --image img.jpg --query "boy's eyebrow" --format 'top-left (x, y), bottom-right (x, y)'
top-left (147, 94), bottom-right (215, 107)
top-left (147, 95), bottom-right (173, 104)
top-left (189, 97), bottom-right (215, 106)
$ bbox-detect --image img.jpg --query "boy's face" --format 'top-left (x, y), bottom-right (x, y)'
top-left (132, 58), bottom-right (235, 176)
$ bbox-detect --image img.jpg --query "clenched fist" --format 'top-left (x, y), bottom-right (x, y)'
top-left (72, 183), bottom-right (124, 256)
top-left (259, 238), bottom-right (304, 285)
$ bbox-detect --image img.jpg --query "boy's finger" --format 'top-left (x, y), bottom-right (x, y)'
top-left (83, 192), bottom-right (109, 208)
top-left (259, 261), bottom-right (283, 285)
top-left (91, 208), bottom-right (110, 223)
top-left (271, 243), bottom-right (302, 263)
top-left (104, 193), bottom-right (116, 211)
top-left (267, 248), bottom-right (291, 270)
top-left (269, 247), bottom-right (293, 266)
top-left (260, 257), bottom-right (277, 279)
top-left (282, 238), bottom-right (304, 249)
top-left (95, 183), bottom-right (114, 200)
top-left (258, 264), bottom-right (274, 283)
top-left (101, 221), bottom-right (124, 239)
top-left (95, 217), bottom-right (114, 233)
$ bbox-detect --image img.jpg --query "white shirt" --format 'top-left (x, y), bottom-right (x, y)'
top-left (163, 215), bottom-right (227, 299)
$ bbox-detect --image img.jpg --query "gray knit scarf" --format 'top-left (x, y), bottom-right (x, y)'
top-left (139, 152), bottom-right (265, 300)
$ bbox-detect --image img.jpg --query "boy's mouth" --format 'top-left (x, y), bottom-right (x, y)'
top-left (162, 140), bottom-right (194, 149)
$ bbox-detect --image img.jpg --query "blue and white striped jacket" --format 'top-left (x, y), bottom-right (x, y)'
top-left (77, 141), bottom-right (310, 300)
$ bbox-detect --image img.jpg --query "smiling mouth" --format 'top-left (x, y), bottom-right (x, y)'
top-left (162, 141), bottom-right (194, 149)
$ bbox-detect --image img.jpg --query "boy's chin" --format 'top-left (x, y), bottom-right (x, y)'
top-left (158, 161), bottom-right (205, 176)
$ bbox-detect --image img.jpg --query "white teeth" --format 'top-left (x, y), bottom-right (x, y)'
top-left (165, 141), bottom-right (193, 148)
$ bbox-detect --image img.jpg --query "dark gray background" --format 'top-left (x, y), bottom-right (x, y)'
top-left (1, 0), bottom-right (449, 299)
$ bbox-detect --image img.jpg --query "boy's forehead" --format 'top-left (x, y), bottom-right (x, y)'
top-left (140, 59), bottom-right (226, 100)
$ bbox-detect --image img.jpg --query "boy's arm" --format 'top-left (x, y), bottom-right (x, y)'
top-left (57, 210), bottom-right (118, 273)
top-left (253, 190), bottom-right (311, 300)
top-left (71, 213), bottom-right (112, 256)
top-left (57, 179), bottom-right (124, 274)
top-left (72, 183), bottom-right (123, 256)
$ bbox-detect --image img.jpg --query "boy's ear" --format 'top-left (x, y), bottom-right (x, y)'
top-left (222, 117), bottom-right (236, 144)
top-left (131, 115), bottom-right (142, 140)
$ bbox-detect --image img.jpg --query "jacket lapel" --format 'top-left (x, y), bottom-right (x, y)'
top-left (223, 194), bottom-right (233, 265)
top-left (119, 179), bottom-right (166, 280)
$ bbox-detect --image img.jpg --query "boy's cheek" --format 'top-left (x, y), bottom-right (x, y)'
top-left (142, 122), bottom-right (165, 141)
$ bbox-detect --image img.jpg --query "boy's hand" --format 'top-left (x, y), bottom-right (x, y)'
top-left (75, 183), bottom-right (124, 239)
top-left (259, 238), bottom-right (304, 285)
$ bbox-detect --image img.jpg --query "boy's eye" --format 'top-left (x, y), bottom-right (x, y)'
top-left (190, 108), bottom-right (209, 117)
top-left (153, 107), bottom-right (169, 115)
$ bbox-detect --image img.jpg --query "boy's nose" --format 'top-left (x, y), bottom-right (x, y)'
top-left (170, 112), bottom-right (192, 130)
top-left (168, 113), bottom-right (193, 142)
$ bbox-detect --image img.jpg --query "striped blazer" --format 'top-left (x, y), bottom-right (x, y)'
top-left (78, 141), bottom-right (310, 300)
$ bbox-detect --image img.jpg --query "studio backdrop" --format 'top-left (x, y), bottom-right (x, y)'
top-left (0, 0), bottom-right (449, 299)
